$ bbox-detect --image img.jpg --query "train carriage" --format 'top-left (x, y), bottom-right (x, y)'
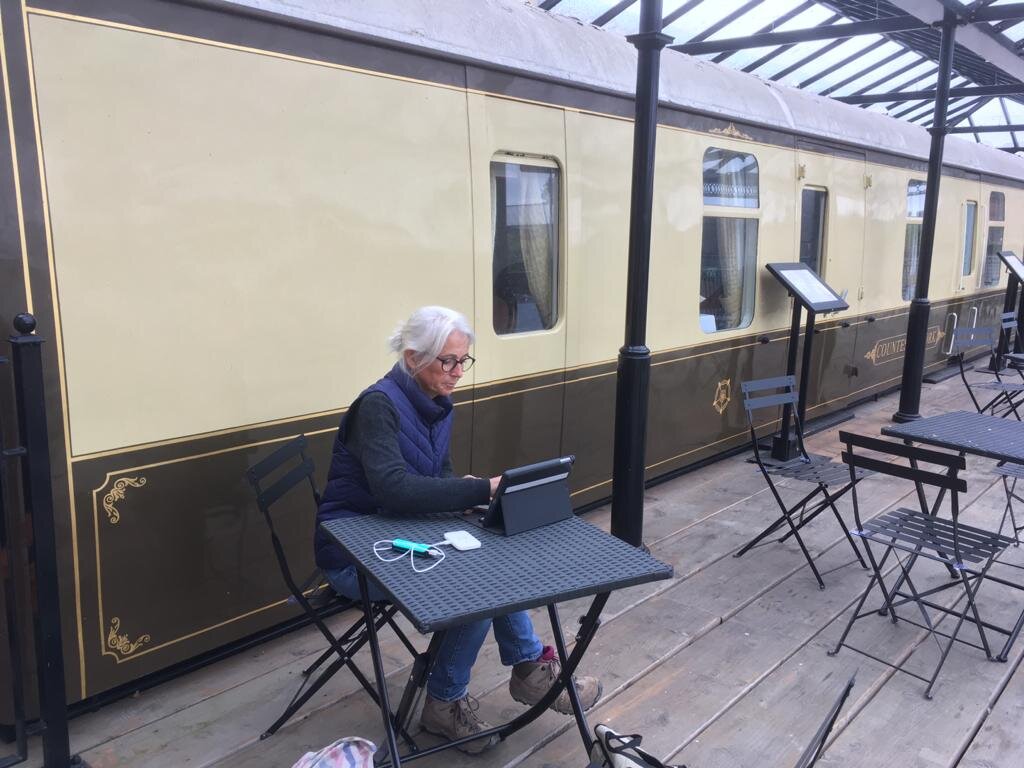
top-left (1, 0), bottom-right (1023, 712)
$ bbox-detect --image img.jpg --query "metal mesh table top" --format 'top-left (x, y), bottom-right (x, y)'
top-left (882, 411), bottom-right (1024, 464)
top-left (321, 515), bottom-right (673, 633)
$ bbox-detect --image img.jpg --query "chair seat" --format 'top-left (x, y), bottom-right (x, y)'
top-left (972, 380), bottom-right (1024, 393)
top-left (767, 456), bottom-right (870, 487)
top-left (995, 463), bottom-right (1024, 480)
top-left (856, 507), bottom-right (1015, 565)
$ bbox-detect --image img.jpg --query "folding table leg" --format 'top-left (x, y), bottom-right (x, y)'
top-left (999, 474), bottom-right (1023, 546)
top-left (547, 603), bottom-right (592, 751)
top-left (359, 572), bottom-right (402, 768)
top-left (394, 631), bottom-right (445, 738)
top-left (498, 593), bottom-right (609, 742)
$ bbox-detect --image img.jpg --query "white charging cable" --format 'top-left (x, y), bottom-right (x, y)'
top-left (372, 539), bottom-right (447, 573)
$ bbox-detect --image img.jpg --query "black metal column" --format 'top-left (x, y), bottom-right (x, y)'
top-left (8, 314), bottom-right (79, 767)
top-left (610, 0), bottom-right (672, 546)
top-left (0, 352), bottom-right (28, 768)
top-left (894, 10), bottom-right (958, 423)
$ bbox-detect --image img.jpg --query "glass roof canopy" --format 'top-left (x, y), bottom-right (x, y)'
top-left (538, 0), bottom-right (1024, 153)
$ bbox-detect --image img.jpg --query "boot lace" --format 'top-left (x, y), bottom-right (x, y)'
top-left (454, 695), bottom-right (484, 729)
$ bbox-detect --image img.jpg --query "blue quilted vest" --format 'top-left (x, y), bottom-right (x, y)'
top-left (315, 363), bottom-right (453, 570)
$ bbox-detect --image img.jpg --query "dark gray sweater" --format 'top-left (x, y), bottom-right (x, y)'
top-left (347, 392), bottom-right (490, 515)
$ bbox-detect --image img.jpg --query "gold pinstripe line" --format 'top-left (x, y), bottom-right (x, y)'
top-left (20, 0), bottom-right (86, 695)
top-left (0, 7), bottom-right (32, 313)
top-left (570, 359), bottom-right (949, 497)
top-left (67, 297), bottom-right (984, 465)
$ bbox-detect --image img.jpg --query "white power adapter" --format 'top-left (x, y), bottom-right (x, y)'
top-left (443, 530), bottom-right (482, 551)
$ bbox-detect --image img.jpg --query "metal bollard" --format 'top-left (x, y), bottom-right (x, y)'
top-left (7, 313), bottom-right (82, 767)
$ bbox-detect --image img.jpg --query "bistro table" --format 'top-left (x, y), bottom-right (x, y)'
top-left (882, 410), bottom-right (1024, 661)
top-left (320, 514), bottom-right (672, 767)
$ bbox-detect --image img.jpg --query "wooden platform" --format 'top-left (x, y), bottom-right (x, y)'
top-left (15, 377), bottom-right (1024, 768)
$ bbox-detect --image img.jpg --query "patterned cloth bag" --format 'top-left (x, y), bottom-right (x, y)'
top-left (291, 737), bottom-right (376, 768)
top-left (588, 725), bottom-right (686, 768)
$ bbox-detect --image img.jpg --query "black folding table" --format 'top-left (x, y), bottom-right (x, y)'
top-left (882, 411), bottom-right (1024, 661)
top-left (320, 514), bottom-right (672, 767)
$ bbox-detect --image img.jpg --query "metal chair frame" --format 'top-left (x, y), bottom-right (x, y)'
top-left (952, 325), bottom-right (1024, 420)
top-left (829, 431), bottom-right (1019, 698)
top-left (997, 310), bottom-right (1024, 371)
top-left (246, 434), bottom-right (418, 740)
top-left (735, 376), bottom-right (867, 590)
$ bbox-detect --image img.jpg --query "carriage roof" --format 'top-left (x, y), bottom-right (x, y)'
top-left (230, 0), bottom-right (1024, 182)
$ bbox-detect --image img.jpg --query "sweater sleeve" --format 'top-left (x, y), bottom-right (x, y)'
top-left (347, 392), bottom-right (489, 515)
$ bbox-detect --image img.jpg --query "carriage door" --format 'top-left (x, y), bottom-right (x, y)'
top-left (465, 94), bottom-right (568, 477)
top-left (795, 141), bottom-right (865, 407)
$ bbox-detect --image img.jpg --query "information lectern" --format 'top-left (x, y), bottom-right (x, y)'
top-left (766, 263), bottom-right (849, 461)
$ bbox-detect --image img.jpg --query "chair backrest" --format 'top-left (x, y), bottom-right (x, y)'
top-left (246, 434), bottom-right (322, 605)
top-left (741, 375), bottom-right (807, 459)
top-left (950, 325), bottom-right (997, 357)
top-left (838, 430), bottom-right (966, 533)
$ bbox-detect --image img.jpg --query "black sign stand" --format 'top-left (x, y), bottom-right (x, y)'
top-left (995, 251), bottom-right (1024, 365)
top-left (766, 263), bottom-right (849, 461)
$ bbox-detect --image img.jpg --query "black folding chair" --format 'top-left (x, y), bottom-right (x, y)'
top-left (828, 432), bottom-right (1018, 699)
top-left (996, 310), bottom-right (1024, 372)
top-left (246, 434), bottom-right (418, 739)
top-left (735, 376), bottom-right (868, 590)
top-left (952, 325), bottom-right (1024, 420)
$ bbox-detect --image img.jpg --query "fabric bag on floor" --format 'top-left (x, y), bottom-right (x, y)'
top-left (588, 724), bottom-right (686, 768)
top-left (291, 737), bottom-right (376, 768)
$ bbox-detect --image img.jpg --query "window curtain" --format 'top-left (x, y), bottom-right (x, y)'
top-left (717, 218), bottom-right (755, 328)
top-left (514, 169), bottom-right (557, 328)
top-left (902, 223), bottom-right (922, 300)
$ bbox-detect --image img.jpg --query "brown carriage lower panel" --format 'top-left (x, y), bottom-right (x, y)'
top-left (469, 371), bottom-right (566, 480)
top-left (69, 428), bottom-right (342, 692)
top-left (847, 294), bottom-right (1003, 400)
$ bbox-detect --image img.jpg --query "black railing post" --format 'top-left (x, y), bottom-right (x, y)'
top-left (894, 10), bottom-right (958, 423)
top-left (8, 313), bottom-right (79, 767)
top-left (0, 350), bottom-right (28, 768)
top-left (611, 0), bottom-right (672, 546)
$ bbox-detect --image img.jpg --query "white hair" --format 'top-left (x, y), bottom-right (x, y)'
top-left (389, 306), bottom-right (474, 375)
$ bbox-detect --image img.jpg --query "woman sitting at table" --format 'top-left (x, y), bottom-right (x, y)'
top-left (315, 305), bottom-right (602, 754)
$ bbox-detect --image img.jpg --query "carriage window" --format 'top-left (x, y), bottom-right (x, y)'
top-left (491, 160), bottom-right (560, 335)
top-left (983, 192), bottom-right (1005, 288)
top-left (901, 179), bottom-right (926, 300)
top-left (961, 201), bottom-right (977, 277)
top-left (703, 148), bottom-right (759, 207)
top-left (799, 188), bottom-right (828, 274)
top-left (700, 147), bottom-right (759, 332)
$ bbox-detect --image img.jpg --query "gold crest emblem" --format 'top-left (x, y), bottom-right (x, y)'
top-left (709, 123), bottom-right (753, 141)
top-left (713, 378), bottom-right (732, 415)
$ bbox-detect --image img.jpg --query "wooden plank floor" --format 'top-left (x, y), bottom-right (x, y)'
top-left (17, 376), bottom-right (1024, 768)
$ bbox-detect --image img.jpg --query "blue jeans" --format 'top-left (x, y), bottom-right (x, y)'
top-left (326, 566), bottom-right (543, 701)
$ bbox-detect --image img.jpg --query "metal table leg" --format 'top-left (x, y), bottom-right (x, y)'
top-left (359, 572), bottom-right (402, 767)
top-left (497, 592), bottom-right (609, 743)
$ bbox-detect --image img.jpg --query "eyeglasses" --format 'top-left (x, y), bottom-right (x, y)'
top-left (436, 355), bottom-right (475, 373)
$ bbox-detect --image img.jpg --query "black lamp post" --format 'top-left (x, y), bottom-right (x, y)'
top-left (610, 0), bottom-right (672, 546)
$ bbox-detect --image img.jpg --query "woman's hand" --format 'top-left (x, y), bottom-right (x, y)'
top-left (464, 474), bottom-right (502, 499)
